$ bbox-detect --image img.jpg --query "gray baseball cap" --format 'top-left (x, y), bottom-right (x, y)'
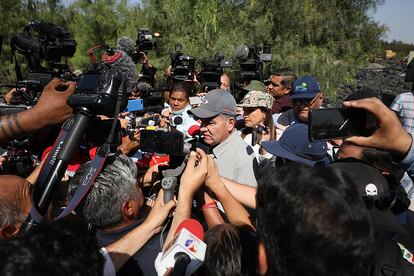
top-left (188, 89), bottom-right (237, 118)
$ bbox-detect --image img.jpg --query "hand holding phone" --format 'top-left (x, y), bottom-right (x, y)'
top-left (342, 97), bottom-right (412, 156)
top-left (309, 108), bottom-right (378, 142)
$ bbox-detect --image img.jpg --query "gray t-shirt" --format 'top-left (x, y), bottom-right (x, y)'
top-left (212, 131), bottom-right (258, 187)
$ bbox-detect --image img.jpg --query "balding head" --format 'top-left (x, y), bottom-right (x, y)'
top-left (0, 175), bottom-right (32, 239)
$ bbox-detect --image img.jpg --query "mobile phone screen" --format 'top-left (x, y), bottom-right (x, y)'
top-left (140, 130), bottom-right (183, 155)
top-left (125, 99), bottom-right (144, 112)
top-left (309, 108), bottom-right (377, 141)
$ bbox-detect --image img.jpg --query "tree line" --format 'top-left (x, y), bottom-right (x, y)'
top-left (0, 0), bottom-right (390, 97)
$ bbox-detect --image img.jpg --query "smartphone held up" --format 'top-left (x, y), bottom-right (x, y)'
top-left (309, 108), bottom-right (379, 142)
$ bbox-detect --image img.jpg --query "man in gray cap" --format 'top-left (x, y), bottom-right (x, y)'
top-left (188, 89), bottom-right (258, 187)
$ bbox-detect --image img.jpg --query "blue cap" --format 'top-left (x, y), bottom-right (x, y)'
top-left (261, 123), bottom-right (330, 166)
top-left (289, 76), bottom-right (321, 99)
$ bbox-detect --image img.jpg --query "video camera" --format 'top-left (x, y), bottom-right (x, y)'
top-left (11, 20), bottom-right (76, 65)
top-left (19, 57), bottom-right (128, 233)
top-left (197, 53), bottom-right (232, 91)
top-left (68, 62), bottom-right (127, 117)
top-left (170, 43), bottom-right (196, 81)
top-left (7, 21), bottom-right (77, 104)
top-left (0, 22), bottom-right (77, 177)
top-left (235, 43), bottom-right (272, 83)
top-left (130, 28), bottom-right (160, 64)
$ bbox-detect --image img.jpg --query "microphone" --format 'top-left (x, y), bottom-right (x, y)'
top-left (155, 219), bottom-right (206, 276)
top-left (116, 36), bottom-right (134, 56)
top-left (106, 50), bottom-right (136, 80)
top-left (188, 124), bottom-right (200, 137)
top-left (235, 44), bottom-right (249, 60)
top-left (170, 115), bottom-right (183, 126)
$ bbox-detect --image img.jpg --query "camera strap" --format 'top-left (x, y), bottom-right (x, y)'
top-left (55, 73), bottom-right (125, 220)
top-left (30, 118), bottom-right (74, 223)
top-left (54, 144), bottom-right (110, 220)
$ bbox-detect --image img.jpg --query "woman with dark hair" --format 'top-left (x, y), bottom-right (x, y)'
top-left (238, 90), bottom-right (275, 160)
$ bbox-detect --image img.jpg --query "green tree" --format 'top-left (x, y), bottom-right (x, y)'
top-left (1, 0), bottom-right (388, 99)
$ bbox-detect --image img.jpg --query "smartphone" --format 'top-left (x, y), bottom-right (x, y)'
top-left (308, 108), bottom-right (378, 141)
top-left (140, 129), bottom-right (184, 155)
top-left (125, 99), bottom-right (144, 112)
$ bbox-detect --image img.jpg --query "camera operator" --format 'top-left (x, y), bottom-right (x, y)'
top-left (67, 153), bottom-right (175, 276)
top-left (161, 82), bottom-right (198, 139)
top-left (118, 35), bottom-right (157, 84)
top-left (139, 52), bottom-right (157, 83)
top-left (220, 72), bottom-right (231, 91)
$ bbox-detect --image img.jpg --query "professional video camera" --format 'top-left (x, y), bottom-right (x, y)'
top-left (197, 53), bottom-right (232, 91)
top-left (19, 58), bottom-right (128, 233)
top-left (8, 21), bottom-right (77, 103)
top-left (130, 28), bottom-right (160, 64)
top-left (11, 20), bottom-right (76, 66)
top-left (170, 43), bottom-right (196, 81)
top-left (235, 43), bottom-right (272, 83)
top-left (0, 22), bottom-right (77, 177)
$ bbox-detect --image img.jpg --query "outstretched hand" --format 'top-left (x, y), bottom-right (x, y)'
top-left (179, 148), bottom-right (208, 198)
top-left (343, 97), bottom-right (412, 157)
top-left (205, 155), bottom-right (221, 191)
top-left (144, 189), bottom-right (176, 234)
top-left (34, 78), bottom-right (76, 126)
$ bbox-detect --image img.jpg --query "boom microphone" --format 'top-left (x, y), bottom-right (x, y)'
top-left (104, 49), bottom-right (136, 80)
top-left (154, 219), bottom-right (206, 276)
top-left (235, 44), bottom-right (249, 60)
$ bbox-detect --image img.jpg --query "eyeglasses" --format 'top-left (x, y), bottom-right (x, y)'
top-left (292, 95), bottom-right (319, 108)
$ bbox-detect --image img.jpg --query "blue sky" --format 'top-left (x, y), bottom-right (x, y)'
top-left (62, 0), bottom-right (413, 44)
top-left (370, 0), bottom-right (414, 43)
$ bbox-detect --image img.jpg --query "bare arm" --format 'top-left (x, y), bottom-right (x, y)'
top-left (26, 157), bottom-right (46, 185)
top-left (163, 149), bottom-right (208, 249)
top-left (343, 97), bottom-right (412, 157)
top-left (201, 191), bottom-right (224, 229)
top-left (105, 190), bottom-right (176, 271)
top-left (207, 156), bottom-right (254, 228)
top-left (220, 177), bottom-right (256, 209)
top-left (0, 79), bottom-right (75, 144)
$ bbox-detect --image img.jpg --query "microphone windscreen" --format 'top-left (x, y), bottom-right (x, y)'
top-left (188, 125), bottom-right (200, 136)
top-left (235, 44), bottom-right (249, 60)
top-left (175, 218), bottom-right (204, 241)
top-left (110, 50), bottom-right (136, 80)
top-left (117, 36), bottom-right (134, 54)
